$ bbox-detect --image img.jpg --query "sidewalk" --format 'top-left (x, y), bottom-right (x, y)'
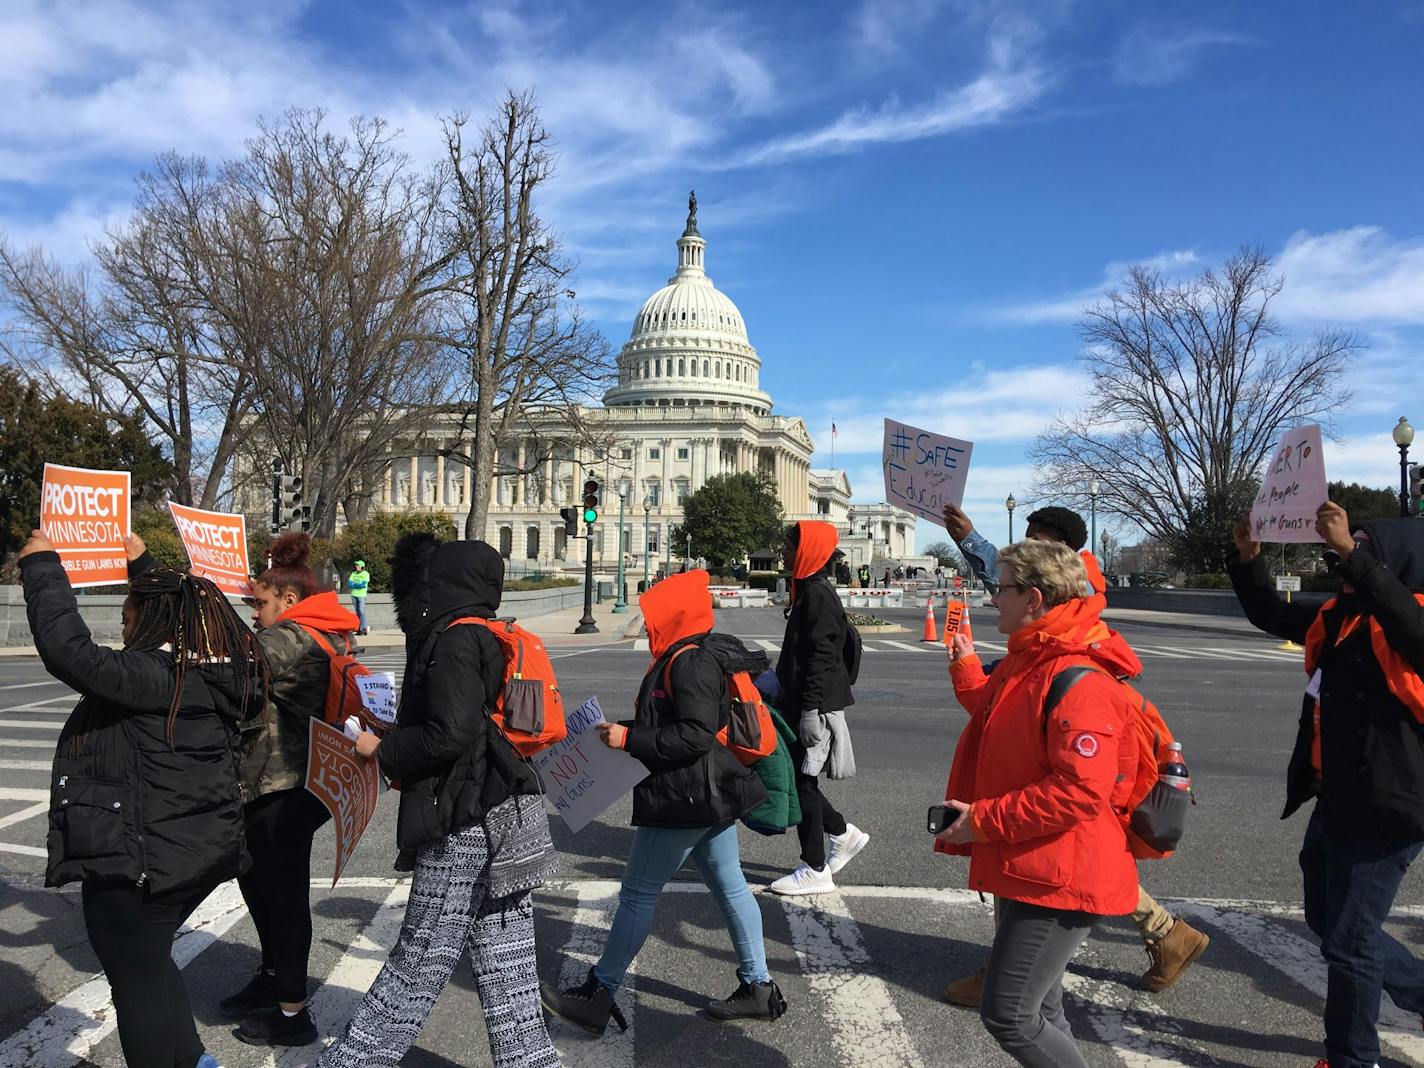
top-left (354, 598), bottom-right (644, 651)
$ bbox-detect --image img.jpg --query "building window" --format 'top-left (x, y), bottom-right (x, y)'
top-left (677, 447), bottom-right (689, 461)
top-left (703, 359), bottom-right (709, 376)
top-left (554, 528), bottom-right (567, 558)
top-left (526, 527), bottom-right (540, 560)
top-left (642, 360), bottom-right (649, 378)
top-left (675, 480), bottom-right (690, 504)
top-left (655, 359), bottom-right (661, 376)
top-left (620, 447), bottom-right (633, 460)
top-left (649, 447), bottom-right (661, 460)
top-left (498, 527), bottom-right (513, 558)
top-left (648, 527), bottom-right (660, 553)
top-left (647, 481), bottom-right (661, 506)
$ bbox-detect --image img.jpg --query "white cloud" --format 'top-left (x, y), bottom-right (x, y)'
top-left (1113, 25), bottom-right (1250, 87)
top-left (853, 0), bottom-right (942, 58)
top-left (1274, 227), bottom-right (1424, 325)
top-left (989, 249), bottom-right (1201, 324)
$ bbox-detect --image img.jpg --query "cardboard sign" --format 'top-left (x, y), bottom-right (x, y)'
top-left (533, 696), bottom-right (648, 833)
top-left (167, 502), bottom-right (252, 597)
top-left (355, 672), bottom-right (397, 725)
top-left (39, 463), bottom-right (131, 587)
top-left (1275, 575), bottom-right (1302, 593)
top-left (942, 600), bottom-right (966, 644)
top-left (1250, 425), bottom-right (1328, 543)
top-left (882, 419), bottom-right (974, 527)
top-left (305, 718), bottom-right (381, 886)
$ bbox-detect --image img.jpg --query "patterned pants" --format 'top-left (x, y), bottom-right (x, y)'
top-left (317, 826), bottom-right (561, 1068)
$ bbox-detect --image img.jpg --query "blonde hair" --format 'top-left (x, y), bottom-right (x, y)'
top-left (996, 540), bottom-right (1086, 608)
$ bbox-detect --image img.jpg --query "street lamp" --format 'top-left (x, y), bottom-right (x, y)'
top-left (685, 531), bottom-right (692, 571)
top-left (612, 488), bottom-right (628, 613)
top-left (1100, 529), bottom-right (1110, 574)
top-left (642, 495), bottom-right (652, 592)
top-left (1394, 416), bottom-right (1414, 518)
top-left (1006, 493), bottom-right (1017, 543)
top-left (1088, 479), bottom-right (1100, 554)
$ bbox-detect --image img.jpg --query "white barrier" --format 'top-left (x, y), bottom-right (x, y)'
top-left (837, 588), bottom-right (904, 609)
top-left (713, 589), bottom-right (770, 608)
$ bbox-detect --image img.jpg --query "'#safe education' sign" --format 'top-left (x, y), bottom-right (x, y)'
top-left (1250, 424), bottom-right (1328, 544)
top-left (882, 419), bottom-right (974, 527)
top-left (168, 502), bottom-right (253, 597)
top-left (39, 463), bottom-right (131, 587)
top-left (533, 696), bottom-right (648, 833)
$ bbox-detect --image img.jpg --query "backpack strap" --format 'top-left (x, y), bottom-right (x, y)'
top-left (1040, 665), bottom-right (1105, 735)
top-left (659, 642), bottom-right (700, 694)
top-left (296, 623), bottom-right (350, 658)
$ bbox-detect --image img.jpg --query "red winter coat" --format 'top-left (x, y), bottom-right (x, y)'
top-left (938, 596), bottom-right (1141, 916)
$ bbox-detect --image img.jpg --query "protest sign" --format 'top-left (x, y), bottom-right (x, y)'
top-left (39, 463), bottom-right (131, 587)
top-left (942, 599), bottom-right (966, 644)
top-left (355, 672), bottom-right (397, 726)
top-left (882, 419), bottom-right (974, 527)
top-left (167, 502), bottom-right (252, 597)
top-left (1250, 424), bottom-right (1328, 544)
top-left (305, 718), bottom-right (381, 885)
top-left (533, 695), bottom-right (648, 833)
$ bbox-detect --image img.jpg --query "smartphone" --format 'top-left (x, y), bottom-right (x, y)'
top-left (927, 804), bottom-right (954, 834)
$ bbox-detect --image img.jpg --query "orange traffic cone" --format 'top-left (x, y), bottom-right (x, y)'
top-left (922, 596), bottom-right (939, 642)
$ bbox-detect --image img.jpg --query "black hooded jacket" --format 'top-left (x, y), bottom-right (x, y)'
top-left (21, 551), bottom-right (256, 893)
top-left (378, 538), bottom-right (539, 863)
top-left (1229, 518), bottom-right (1424, 838)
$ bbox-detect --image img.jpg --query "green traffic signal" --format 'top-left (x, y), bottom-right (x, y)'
top-left (582, 506), bottom-right (598, 523)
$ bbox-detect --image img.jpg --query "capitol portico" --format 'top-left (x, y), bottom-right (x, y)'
top-left (365, 194), bottom-right (914, 573)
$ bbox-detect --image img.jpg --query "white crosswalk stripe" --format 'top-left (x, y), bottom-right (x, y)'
top-left (3, 878), bottom-right (1418, 1067)
top-left (629, 637), bottom-right (1301, 663)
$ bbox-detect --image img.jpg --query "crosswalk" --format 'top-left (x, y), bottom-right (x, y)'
top-left (629, 637), bottom-right (1305, 663)
top-left (1, 874), bottom-right (1419, 1067)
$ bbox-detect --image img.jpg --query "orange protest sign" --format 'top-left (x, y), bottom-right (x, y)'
top-left (941, 599), bottom-right (966, 644)
top-left (39, 463), bottom-right (131, 587)
top-left (305, 719), bottom-right (381, 886)
top-left (168, 502), bottom-right (252, 597)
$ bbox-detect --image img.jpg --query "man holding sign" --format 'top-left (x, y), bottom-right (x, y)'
top-left (225, 533), bottom-right (361, 1049)
top-left (39, 462), bottom-right (130, 586)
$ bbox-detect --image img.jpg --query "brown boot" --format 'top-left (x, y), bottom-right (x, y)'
top-left (942, 963), bottom-right (986, 1008)
top-left (1141, 917), bottom-right (1210, 992)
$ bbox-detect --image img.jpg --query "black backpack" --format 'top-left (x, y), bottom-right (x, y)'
top-left (842, 619), bottom-right (862, 686)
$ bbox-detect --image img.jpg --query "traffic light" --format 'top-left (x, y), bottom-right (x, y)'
top-left (582, 479), bottom-right (600, 524)
top-left (276, 473), bottom-right (304, 531)
top-left (1411, 463), bottom-right (1424, 516)
top-left (559, 507), bottom-right (579, 536)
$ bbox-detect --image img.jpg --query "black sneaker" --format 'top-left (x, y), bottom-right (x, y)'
top-left (540, 968), bottom-right (628, 1037)
top-left (234, 1006), bottom-right (319, 1047)
top-left (218, 971), bottom-right (276, 1018)
top-left (706, 978), bottom-right (788, 1022)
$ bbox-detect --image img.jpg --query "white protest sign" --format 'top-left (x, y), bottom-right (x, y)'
top-left (882, 419), bottom-right (974, 527)
top-left (1250, 424), bottom-right (1328, 543)
top-left (355, 672), bottom-right (397, 725)
top-left (533, 695), bottom-right (648, 833)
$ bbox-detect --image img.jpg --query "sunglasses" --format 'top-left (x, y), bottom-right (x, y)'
top-left (982, 579), bottom-right (1027, 597)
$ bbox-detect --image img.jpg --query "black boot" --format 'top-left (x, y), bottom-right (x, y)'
top-left (706, 977), bottom-right (788, 1022)
top-left (219, 970), bottom-right (276, 1018)
top-left (540, 968), bottom-right (628, 1037)
top-left (234, 1005), bottom-right (319, 1047)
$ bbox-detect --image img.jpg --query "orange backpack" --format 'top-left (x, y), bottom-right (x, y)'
top-left (663, 641), bottom-right (778, 766)
top-left (448, 617), bottom-right (567, 758)
top-left (1043, 667), bottom-right (1188, 860)
top-left (299, 626), bottom-right (393, 735)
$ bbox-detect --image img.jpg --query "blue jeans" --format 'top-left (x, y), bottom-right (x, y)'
top-left (594, 823), bottom-right (769, 993)
top-left (352, 597), bottom-right (367, 632)
top-left (1300, 802), bottom-right (1424, 1068)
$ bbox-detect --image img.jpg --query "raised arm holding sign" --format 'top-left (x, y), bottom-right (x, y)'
top-left (882, 419), bottom-right (975, 527)
top-left (39, 463), bottom-right (131, 587)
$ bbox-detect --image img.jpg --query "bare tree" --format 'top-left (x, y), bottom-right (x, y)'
top-left (433, 92), bottom-right (613, 540)
top-left (1032, 248), bottom-right (1361, 571)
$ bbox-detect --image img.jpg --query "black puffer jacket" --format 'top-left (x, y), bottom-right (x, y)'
top-left (377, 538), bottom-right (539, 864)
top-left (21, 551), bottom-right (256, 893)
top-left (776, 576), bottom-right (855, 715)
top-left (1229, 518), bottom-right (1424, 838)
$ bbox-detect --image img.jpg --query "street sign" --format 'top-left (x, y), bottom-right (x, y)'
top-left (952, 574), bottom-right (963, 590)
top-left (1275, 575), bottom-right (1302, 593)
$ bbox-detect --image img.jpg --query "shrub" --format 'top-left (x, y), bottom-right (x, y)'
top-left (1181, 573), bottom-right (1233, 590)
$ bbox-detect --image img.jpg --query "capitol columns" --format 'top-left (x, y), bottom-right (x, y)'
top-left (661, 437), bottom-right (672, 511)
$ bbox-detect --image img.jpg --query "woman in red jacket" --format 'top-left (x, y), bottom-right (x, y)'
top-left (936, 539), bottom-right (1140, 1068)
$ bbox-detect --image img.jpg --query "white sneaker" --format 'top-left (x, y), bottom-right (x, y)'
top-left (826, 824), bottom-right (870, 875)
top-left (767, 863), bottom-right (836, 896)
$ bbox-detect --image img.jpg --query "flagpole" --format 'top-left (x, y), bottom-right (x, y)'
top-left (831, 422), bottom-right (835, 469)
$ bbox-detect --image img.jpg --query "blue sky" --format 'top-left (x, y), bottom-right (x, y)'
top-left (3, 0), bottom-right (1423, 548)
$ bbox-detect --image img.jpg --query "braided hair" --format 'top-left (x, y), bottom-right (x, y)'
top-left (66, 567), bottom-right (269, 754)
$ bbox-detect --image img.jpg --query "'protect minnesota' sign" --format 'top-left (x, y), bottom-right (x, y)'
top-left (168, 502), bottom-right (253, 597)
top-left (39, 463), bottom-right (131, 587)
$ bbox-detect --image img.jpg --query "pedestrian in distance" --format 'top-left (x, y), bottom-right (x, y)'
top-left (767, 520), bottom-right (870, 896)
top-left (542, 569), bottom-right (788, 1033)
top-left (882, 567), bottom-right (892, 587)
top-left (17, 529), bottom-right (266, 1068)
top-left (1230, 502), bottom-right (1424, 1068)
top-left (222, 533), bottom-right (358, 1047)
top-left (938, 501), bottom-right (1209, 1004)
top-left (938, 539), bottom-right (1141, 1068)
top-left (316, 534), bottom-right (560, 1068)
top-left (347, 558), bottom-right (370, 635)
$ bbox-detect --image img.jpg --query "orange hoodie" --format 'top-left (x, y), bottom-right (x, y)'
top-left (641, 570), bottom-right (715, 658)
top-left (792, 520), bottom-right (839, 580)
top-left (277, 590), bottom-right (360, 637)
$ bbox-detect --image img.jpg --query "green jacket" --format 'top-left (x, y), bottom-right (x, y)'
top-left (742, 707), bottom-right (802, 836)
top-left (348, 569), bottom-right (370, 598)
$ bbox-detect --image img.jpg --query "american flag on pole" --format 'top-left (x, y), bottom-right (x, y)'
top-left (832, 422), bottom-right (838, 437)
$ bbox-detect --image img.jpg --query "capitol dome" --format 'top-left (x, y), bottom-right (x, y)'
top-left (603, 193), bottom-right (773, 415)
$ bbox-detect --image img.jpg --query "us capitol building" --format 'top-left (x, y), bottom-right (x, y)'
top-left (367, 194), bottom-right (918, 574)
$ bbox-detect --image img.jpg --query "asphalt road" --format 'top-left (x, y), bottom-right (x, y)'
top-left (3, 604), bottom-right (1422, 1067)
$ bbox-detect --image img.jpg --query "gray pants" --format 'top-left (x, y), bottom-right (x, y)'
top-left (980, 898), bottom-right (1097, 1068)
